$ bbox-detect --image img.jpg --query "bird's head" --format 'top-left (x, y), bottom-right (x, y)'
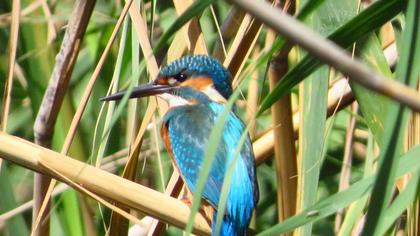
top-left (101, 55), bottom-right (232, 106)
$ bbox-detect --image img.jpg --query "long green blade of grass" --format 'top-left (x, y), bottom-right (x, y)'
top-left (0, 165), bottom-right (29, 236)
top-left (361, 0), bottom-right (420, 234)
top-left (97, 17), bottom-right (129, 164)
top-left (297, 65), bottom-right (328, 235)
top-left (258, 0), bottom-right (406, 114)
top-left (58, 190), bottom-right (84, 236)
top-left (257, 145), bottom-right (420, 235)
top-left (350, 33), bottom-right (393, 146)
top-left (378, 171), bottom-right (420, 235)
top-left (297, 1), bottom-right (357, 234)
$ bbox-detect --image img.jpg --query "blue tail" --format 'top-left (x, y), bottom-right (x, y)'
top-left (211, 212), bottom-right (246, 236)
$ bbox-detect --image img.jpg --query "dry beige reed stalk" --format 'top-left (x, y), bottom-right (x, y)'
top-left (0, 132), bottom-right (212, 235)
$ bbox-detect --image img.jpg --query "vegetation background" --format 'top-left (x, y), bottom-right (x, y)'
top-left (0, 0), bottom-right (419, 235)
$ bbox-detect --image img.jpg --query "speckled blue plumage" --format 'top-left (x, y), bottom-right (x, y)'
top-left (163, 101), bottom-right (258, 236)
top-left (159, 55), bottom-right (232, 100)
top-left (160, 56), bottom-right (258, 236)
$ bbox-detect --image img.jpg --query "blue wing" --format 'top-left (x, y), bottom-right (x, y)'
top-left (163, 102), bottom-right (258, 230)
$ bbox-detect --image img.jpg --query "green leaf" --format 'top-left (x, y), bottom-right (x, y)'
top-left (58, 190), bottom-right (84, 236)
top-left (298, 0), bottom-right (326, 21)
top-left (296, 0), bottom-right (357, 234)
top-left (257, 145), bottom-right (420, 236)
top-left (0, 165), bottom-right (29, 236)
top-left (350, 34), bottom-right (393, 146)
top-left (258, 0), bottom-right (406, 115)
top-left (361, 0), bottom-right (420, 234)
top-left (378, 170), bottom-right (420, 235)
top-left (297, 65), bottom-right (329, 235)
top-left (20, 19), bottom-right (57, 110)
top-left (97, 17), bottom-right (129, 163)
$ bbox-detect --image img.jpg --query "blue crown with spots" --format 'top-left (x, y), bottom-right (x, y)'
top-left (159, 55), bottom-right (233, 99)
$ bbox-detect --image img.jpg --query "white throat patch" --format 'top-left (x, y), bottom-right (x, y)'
top-left (157, 85), bottom-right (226, 108)
top-left (201, 86), bottom-right (227, 104)
top-left (158, 93), bottom-right (189, 108)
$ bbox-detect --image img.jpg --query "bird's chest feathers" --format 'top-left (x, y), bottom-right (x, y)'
top-left (161, 104), bottom-right (222, 172)
top-left (166, 105), bottom-right (218, 140)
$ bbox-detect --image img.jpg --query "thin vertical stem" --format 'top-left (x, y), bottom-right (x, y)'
top-left (266, 0), bottom-right (297, 226)
top-left (334, 103), bottom-right (358, 232)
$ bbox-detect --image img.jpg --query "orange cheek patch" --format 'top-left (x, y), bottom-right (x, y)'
top-left (180, 76), bottom-right (213, 90)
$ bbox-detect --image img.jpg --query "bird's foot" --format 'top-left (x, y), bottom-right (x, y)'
top-left (180, 197), bottom-right (192, 207)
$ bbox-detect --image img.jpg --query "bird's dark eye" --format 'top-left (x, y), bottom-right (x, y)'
top-left (174, 72), bottom-right (188, 82)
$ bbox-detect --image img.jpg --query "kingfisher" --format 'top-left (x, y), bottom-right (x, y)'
top-left (101, 55), bottom-right (259, 236)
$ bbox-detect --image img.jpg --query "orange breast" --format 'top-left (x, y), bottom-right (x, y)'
top-left (160, 122), bottom-right (214, 225)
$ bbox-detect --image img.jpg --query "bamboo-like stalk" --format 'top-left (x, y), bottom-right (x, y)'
top-left (267, 38), bottom-right (297, 229)
top-left (380, 22), bottom-right (395, 49)
top-left (334, 2), bottom-right (361, 226)
top-left (0, 132), bottom-right (212, 235)
top-left (265, 1), bottom-right (296, 226)
top-left (231, 0), bottom-right (420, 112)
top-left (0, 149), bottom-right (129, 222)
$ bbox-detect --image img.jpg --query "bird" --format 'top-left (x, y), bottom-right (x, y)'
top-left (101, 55), bottom-right (259, 236)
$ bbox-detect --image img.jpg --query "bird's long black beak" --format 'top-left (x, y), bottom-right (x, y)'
top-left (100, 83), bottom-right (173, 102)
